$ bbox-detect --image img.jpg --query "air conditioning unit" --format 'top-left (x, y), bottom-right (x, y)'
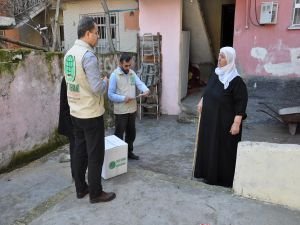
top-left (259, 2), bottom-right (279, 24)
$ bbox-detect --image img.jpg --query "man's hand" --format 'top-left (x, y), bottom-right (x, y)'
top-left (103, 76), bottom-right (108, 83)
top-left (103, 76), bottom-right (109, 87)
top-left (137, 90), bottom-right (150, 98)
top-left (143, 90), bottom-right (150, 96)
top-left (124, 96), bottom-right (134, 103)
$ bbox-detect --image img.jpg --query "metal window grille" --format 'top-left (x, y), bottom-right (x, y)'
top-left (80, 13), bottom-right (120, 54)
top-left (292, 0), bottom-right (300, 25)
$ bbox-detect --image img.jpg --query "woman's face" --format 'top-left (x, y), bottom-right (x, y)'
top-left (218, 52), bottom-right (227, 68)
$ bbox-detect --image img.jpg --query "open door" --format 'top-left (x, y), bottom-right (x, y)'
top-left (220, 4), bottom-right (235, 47)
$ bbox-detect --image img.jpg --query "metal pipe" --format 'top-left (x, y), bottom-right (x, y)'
top-left (245, 0), bottom-right (249, 29)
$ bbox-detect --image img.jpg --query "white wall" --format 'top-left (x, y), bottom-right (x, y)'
top-left (179, 31), bottom-right (190, 100)
top-left (62, 0), bottom-right (138, 52)
top-left (139, 0), bottom-right (182, 115)
top-left (182, 0), bottom-right (213, 64)
top-left (234, 141), bottom-right (300, 211)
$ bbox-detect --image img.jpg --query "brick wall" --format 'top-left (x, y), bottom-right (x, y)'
top-left (0, 0), bottom-right (13, 18)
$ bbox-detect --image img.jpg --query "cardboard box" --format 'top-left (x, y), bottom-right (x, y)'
top-left (102, 135), bottom-right (128, 179)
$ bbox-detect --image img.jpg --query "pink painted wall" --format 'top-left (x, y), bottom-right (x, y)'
top-left (0, 52), bottom-right (62, 169)
top-left (234, 0), bottom-right (300, 77)
top-left (139, 0), bottom-right (182, 114)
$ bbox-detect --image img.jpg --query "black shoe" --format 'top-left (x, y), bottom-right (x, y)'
top-left (90, 191), bottom-right (116, 204)
top-left (128, 152), bottom-right (139, 160)
top-left (77, 187), bottom-right (89, 199)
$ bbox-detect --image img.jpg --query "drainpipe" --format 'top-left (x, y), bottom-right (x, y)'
top-left (245, 0), bottom-right (249, 29)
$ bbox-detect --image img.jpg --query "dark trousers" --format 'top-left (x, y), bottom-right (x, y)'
top-left (114, 112), bottom-right (136, 153)
top-left (71, 115), bottom-right (105, 199)
top-left (68, 134), bottom-right (75, 179)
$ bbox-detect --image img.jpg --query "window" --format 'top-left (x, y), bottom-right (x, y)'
top-left (0, 30), bottom-right (6, 48)
top-left (80, 13), bottom-right (119, 53)
top-left (292, 0), bottom-right (300, 26)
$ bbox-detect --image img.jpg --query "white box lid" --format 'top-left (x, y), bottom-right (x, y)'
top-left (105, 135), bottom-right (127, 150)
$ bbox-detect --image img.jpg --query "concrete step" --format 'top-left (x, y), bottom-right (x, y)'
top-left (177, 102), bottom-right (199, 123)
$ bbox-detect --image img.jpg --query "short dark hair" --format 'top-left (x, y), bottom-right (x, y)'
top-left (119, 53), bottom-right (132, 63)
top-left (77, 17), bottom-right (96, 39)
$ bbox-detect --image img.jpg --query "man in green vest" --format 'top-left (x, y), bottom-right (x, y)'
top-left (64, 17), bottom-right (115, 204)
top-left (108, 53), bottom-right (150, 160)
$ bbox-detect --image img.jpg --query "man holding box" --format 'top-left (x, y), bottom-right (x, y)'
top-left (108, 53), bottom-right (150, 160)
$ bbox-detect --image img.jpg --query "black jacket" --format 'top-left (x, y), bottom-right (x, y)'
top-left (58, 77), bottom-right (73, 137)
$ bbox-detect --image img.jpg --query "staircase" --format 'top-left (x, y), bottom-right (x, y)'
top-left (197, 0), bottom-right (217, 61)
top-left (13, 0), bottom-right (51, 27)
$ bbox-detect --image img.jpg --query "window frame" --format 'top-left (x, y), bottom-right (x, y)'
top-left (289, 0), bottom-right (300, 29)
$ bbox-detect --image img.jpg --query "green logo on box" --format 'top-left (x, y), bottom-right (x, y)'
top-left (109, 158), bottom-right (126, 170)
top-left (109, 161), bottom-right (116, 169)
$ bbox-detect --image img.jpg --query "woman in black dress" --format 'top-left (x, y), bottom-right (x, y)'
top-left (193, 47), bottom-right (248, 187)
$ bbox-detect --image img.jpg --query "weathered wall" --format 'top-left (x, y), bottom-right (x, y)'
top-left (0, 50), bottom-right (63, 169)
top-left (0, 49), bottom-right (134, 170)
top-left (234, 141), bottom-right (300, 211)
top-left (139, 0), bottom-right (182, 115)
top-left (0, 0), bottom-right (15, 27)
top-left (234, 0), bottom-right (300, 77)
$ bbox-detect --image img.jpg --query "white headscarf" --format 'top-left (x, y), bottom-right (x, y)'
top-left (215, 46), bottom-right (240, 89)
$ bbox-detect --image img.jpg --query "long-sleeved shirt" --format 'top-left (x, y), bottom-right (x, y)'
top-left (108, 67), bottom-right (149, 103)
top-left (82, 51), bottom-right (107, 95)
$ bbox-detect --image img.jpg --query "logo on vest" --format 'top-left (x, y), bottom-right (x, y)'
top-left (65, 55), bottom-right (76, 82)
top-left (130, 75), bottom-right (135, 85)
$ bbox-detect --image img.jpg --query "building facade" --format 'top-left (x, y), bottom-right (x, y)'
top-left (234, 0), bottom-right (300, 77)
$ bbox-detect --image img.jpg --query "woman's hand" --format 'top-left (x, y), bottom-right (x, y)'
top-left (230, 115), bottom-right (242, 135)
top-left (197, 98), bottom-right (203, 113)
top-left (230, 122), bottom-right (240, 135)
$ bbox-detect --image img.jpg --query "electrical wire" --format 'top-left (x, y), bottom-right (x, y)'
top-left (254, 0), bottom-right (261, 25)
top-left (249, 0), bottom-right (261, 27)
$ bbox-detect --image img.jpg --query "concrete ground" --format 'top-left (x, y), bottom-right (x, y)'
top-left (1, 90), bottom-right (300, 225)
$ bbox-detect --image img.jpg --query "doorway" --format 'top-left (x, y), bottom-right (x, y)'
top-left (220, 4), bottom-right (235, 47)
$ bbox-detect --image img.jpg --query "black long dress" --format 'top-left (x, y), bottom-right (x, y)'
top-left (194, 73), bottom-right (248, 187)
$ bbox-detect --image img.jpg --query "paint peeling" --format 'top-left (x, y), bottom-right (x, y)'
top-left (290, 48), bottom-right (300, 63)
top-left (251, 47), bottom-right (300, 76)
top-left (263, 48), bottom-right (300, 76)
top-left (264, 62), bottom-right (296, 76)
top-left (251, 47), bottom-right (267, 60)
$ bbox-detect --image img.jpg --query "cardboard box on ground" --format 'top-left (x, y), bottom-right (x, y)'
top-left (102, 135), bottom-right (128, 179)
